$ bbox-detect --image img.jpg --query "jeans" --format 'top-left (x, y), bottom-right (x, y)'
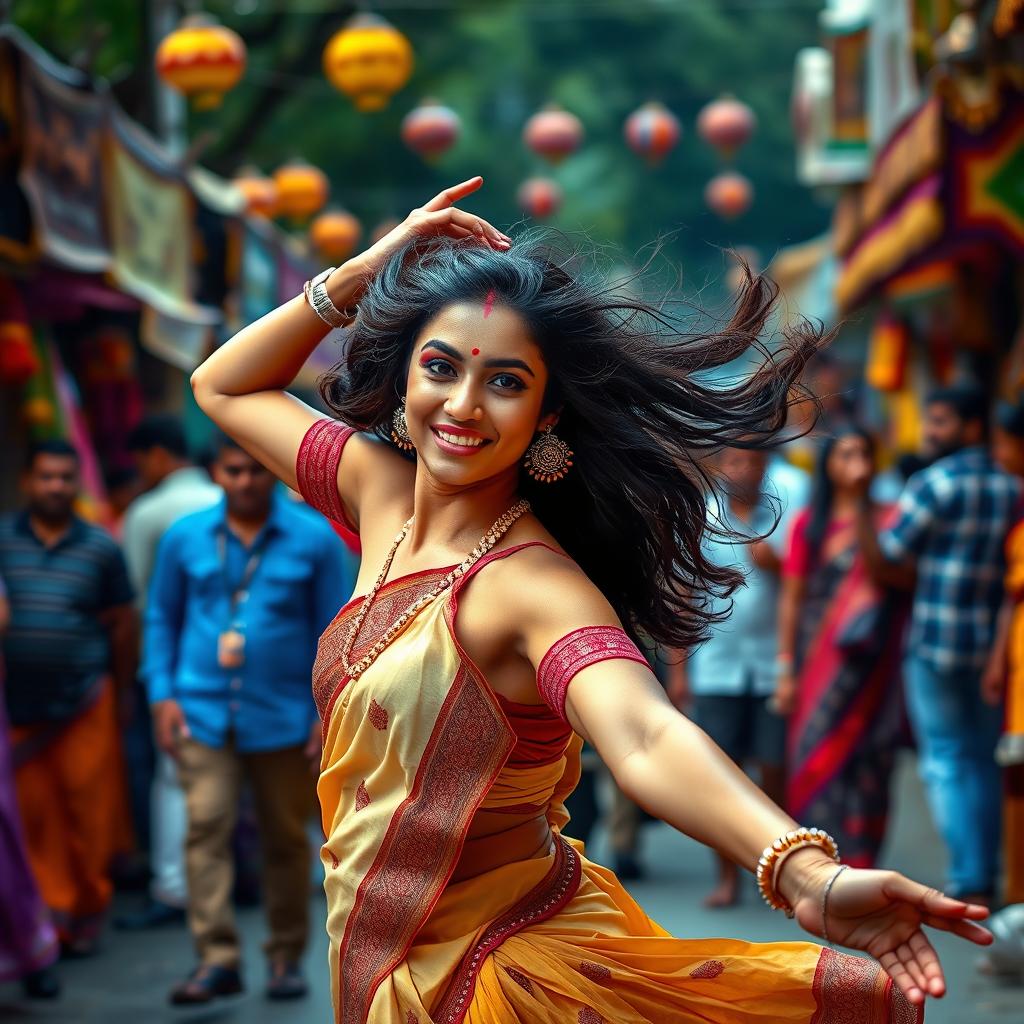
top-left (903, 655), bottom-right (1002, 895)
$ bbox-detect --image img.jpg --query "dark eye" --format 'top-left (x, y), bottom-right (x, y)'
top-left (424, 358), bottom-right (456, 377)
top-left (491, 373), bottom-right (526, 391)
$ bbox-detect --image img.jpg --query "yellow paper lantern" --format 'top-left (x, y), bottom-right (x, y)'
top-left (323, 13), bottom-right (413, 112)
top-left (155, 15), bottom-right (246, 111)
top-left (311, 210), bottom-right (362, 263)
top-left (273, 161), bottom-right (329, 222)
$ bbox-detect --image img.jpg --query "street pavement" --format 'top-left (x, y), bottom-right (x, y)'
top-left (1, 753), bottom-right (1019, 1023)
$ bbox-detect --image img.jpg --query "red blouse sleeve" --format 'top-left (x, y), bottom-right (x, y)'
top-left (782, 507), bottom-right (812, 580)
top-left (295, 418), bottom-right (357, 533)
top-left (537, 626), bottom-right (649, 723)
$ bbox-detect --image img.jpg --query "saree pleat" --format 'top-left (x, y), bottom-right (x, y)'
top-left (313, 549), bottom-right (920, 1024)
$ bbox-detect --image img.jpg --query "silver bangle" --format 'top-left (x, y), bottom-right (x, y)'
top-left (303, 267), bottom-right (357, 329)
top-left (821, 863), bottom-right (849, 947)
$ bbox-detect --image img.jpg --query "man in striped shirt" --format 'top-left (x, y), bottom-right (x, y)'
top-left (0, 439), bottom-right (135, 955)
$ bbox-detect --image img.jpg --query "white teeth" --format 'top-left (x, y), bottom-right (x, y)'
top-left (436, 429), bottom-right (485, 448)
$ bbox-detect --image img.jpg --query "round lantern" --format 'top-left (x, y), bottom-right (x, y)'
top-left (517, 178), bottom-right (563, 220)
top-left (697, 95), bottom-right (756, 161)
top-left (311, 210), bottom-right (362, 263)
top-left (0, 321), bottom-right (39, 385)
top-left (233, 168), bottom-right (279, 218)
top-left (155, 15), bottom-right (246, 111)
top-left (401, 99), bottom-right (461, 160)
top-left (704, 171), bottom-right (753, 220)
top-left (323, 13), bottom-right (413, 112)
top-left (624, 101), bottom-right (681, 164)
top-left (523, 106), bottom-right (583, 164)
top-left (273, 161), bottom-right (329, 222)
top-left (22, 396), bottom-right (54, 427)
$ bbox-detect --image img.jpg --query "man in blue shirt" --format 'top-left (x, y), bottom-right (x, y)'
top-left (856, 384), bottom-right (1020, 903)
top-left (144, 435), bottom-right (352, 1005)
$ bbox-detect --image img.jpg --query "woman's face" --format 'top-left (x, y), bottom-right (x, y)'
top-left (993, 426), bottom-right (1024, 477)
top-left (826, 434), bottom-right (873, 490)
top-left (403, 301), bottom-right (556, 489)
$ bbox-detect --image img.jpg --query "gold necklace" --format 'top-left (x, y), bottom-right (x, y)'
top-left (340, 499), bottom-right (531, 681)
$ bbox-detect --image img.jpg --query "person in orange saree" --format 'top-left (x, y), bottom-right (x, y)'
top-left (776, 427), bottom-right (909, 868)
top-left (192, 178), bottom-right (992, 1023)
top-left (985, 399), bottom-right (1024, 908)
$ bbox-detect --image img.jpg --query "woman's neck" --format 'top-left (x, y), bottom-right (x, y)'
top-left (405, 467), bottom-right (522, 558)
top-left (831, 488), bottom-right (866, 519)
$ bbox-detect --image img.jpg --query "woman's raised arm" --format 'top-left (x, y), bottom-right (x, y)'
top-left (190, 176), bottom-right (511, 504)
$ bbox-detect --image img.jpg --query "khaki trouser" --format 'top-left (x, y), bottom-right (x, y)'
top-left (176, 735), bottom-right (313, 968)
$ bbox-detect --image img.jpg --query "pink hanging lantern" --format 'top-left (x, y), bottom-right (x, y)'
top-left (401, 99), bottom-right (461, 160)
top-left (523, 106), bottom-right (583, 164)
top-left (624, 101), bottom-right (681, 164)
top-left (697, 95), bottom-right (756, 161)
top-left (517, 178), bottom-right (563, 219)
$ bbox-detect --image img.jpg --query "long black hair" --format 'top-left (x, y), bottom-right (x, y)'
top-left (319, 233), bottom-right (827, 650)
top-left (805, 425), bottom-right (876, 564)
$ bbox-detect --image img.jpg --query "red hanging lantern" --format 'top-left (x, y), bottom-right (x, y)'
top-left (273, 160), bottom-right (329, 222)
top-left (523, 106), bottom-right (583, 164)
top-left (401, 99), bottom-right (461, 160)
top-left (517, 178), bottom-right (562, 219)
top-left (697, 95), bottom-right (756, 161)
top-left (155, 14), bottom-right (246, 111)
top-left (704, 171), bottom-right (753, 220)
top-left (0, 321), bottom-right (39, 385)
top-left (233, 168), bottom-right (279, 219)
top-left (624, 101), bottom-right (681, 165)
top-left (310, 210), bottom-right (362, 263)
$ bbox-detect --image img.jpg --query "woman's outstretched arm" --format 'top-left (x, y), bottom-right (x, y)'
top-left (191, 176), bottom-right (511, 504)
top-left (507, 555), bottom-right (991, 1007)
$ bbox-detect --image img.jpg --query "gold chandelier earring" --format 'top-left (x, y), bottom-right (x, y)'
top-left (390, 400), bottom-right (415, 451)
top-left (524, 425), bottom-right (573, 483)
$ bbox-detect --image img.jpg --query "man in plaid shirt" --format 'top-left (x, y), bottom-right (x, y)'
top-left (857, 385), bottom-right (1019, 902)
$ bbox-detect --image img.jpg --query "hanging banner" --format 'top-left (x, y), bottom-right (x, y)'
top-left (946, 94), bottom-right (1024, 254)
top-left (18, 50), bottom-right (109, 271)
top-left (239, 218), bottom-right (278, 327)
top-left (106, 112), bottom-right (217, 323)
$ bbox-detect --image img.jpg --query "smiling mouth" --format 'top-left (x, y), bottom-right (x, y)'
top-left (430, 427), bottom-right (492, 451)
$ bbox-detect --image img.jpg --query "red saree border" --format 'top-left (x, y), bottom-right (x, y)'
top-left (433, 834), bottom-right (582, 1024)
top-left (810, 947), bottom-right (922, 1024)
top-left (335, 664), bottom-right (515, 1024)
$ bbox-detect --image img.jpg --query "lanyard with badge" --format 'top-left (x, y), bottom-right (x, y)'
top-left (216, 530), bottom-right (265, 670)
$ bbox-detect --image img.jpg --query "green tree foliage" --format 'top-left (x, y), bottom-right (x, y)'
top-left (10, 0), bottom-right (830, 285)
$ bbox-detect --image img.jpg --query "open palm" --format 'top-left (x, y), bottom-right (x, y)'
top-left (794, 867), bottom-right (992, 1005)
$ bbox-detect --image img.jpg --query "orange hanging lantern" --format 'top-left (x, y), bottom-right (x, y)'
top-left (155, 14), bottom-right (246, 111)
top-left (323, 13), bottom-right (414, 112)
top-left (866, 311), bottom-right (910, 392)
top-left (233, 168), bottom-right (279, 218)
top-left (624, 101), bottom-right (681, 165)
top-left (697, 95), bottom-right (756, 161)
top-left (273, 161), bottom-right (329, 222)
top-left (523, 106), bottom-right (583, 164)
top-left (310, 210), bottom-right (362, 263)
top-left (401, 99), bottom-right (461, 160)
top-left (517, 178), bottom-right (563, 219)
top-left (705, 171), bottom-right (753, 220)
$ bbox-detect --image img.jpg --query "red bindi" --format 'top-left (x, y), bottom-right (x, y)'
top-left (482, 290), bottom-right (496, 319)
top-left (471, 347), bottom-right (480, 356)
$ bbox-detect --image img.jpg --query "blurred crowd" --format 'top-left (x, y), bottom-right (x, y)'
top-left (2, 357), bottom-right (1024, 1005)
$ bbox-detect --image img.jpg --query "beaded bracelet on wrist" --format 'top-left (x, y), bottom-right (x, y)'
top-left (755, 827), bottom-right (840, 918)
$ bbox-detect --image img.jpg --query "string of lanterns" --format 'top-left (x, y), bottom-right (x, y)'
top-left (156, 11), bottom-right (759, 252)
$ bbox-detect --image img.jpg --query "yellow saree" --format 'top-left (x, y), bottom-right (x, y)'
top-left (311, 547), bottom-right (921, 1024)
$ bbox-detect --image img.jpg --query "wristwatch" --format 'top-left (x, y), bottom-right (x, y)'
top-left (303, 267), bottom-right (358, 329)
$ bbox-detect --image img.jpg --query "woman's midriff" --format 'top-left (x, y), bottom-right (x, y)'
top-left (451, 809), bottom-right (552, 882)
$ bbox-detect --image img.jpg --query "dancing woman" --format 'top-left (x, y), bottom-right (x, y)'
top-left (190, 178), bottom-right (990, 1023)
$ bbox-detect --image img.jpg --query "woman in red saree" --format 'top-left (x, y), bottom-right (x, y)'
top-left (777, 428), bottom-right (909, 868)
top-left (191, 178), bottom-right (991, 1022)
